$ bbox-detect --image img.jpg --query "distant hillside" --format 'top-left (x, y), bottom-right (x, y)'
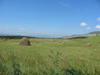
top-left (62, 31), bottom-right (100, 39)
top-left (0, 36), bottom-right (36, 39)
top-left (88, 31), bottom-right (100, 34)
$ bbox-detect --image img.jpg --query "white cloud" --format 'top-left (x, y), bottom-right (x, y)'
top-left (95, 25), bottom-right (100, 29)
top-left (60, 2), bottom-right (69, 7)
top-left (86, 27), bottom-right (90, 30)
top-left (97, 17), bottom-right (100, 21)
top-left (80, 22), bottom-right (87, 26)
top-left (19, 28), bottom-right (27, 31)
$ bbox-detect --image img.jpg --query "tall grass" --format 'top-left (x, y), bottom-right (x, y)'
top-left (0, 52), bottom-right (86, 75)
top-left (0, 36), bottom-right (100, 75)
top-left (0, 50), bottom-right (99, 75)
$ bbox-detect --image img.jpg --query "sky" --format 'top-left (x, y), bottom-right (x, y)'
top-left (0, 0), bottom-right (100, 37)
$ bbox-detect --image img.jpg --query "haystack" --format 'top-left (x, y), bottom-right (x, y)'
top-left (7, 38), bottom-right (10, 40)
top-left (34, 40), bottom-right (37, 43)
top-left (4, 38), bottom-right (7, 41)
top-left (59, 41), bottom-right (61, 43)
top-left (87, 43), bottom-right (91, 46)
top-left (52, 39), bottom-right (55, 42)
top-left (19, 37), bottom-right (31, 46)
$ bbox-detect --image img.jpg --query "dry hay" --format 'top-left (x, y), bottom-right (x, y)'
top-left (59, 41), bottom-right (62, 43)
top-left (32, 39), bottom-right (37, 43)
top-left (19, 37), bottom-right (31, 46)
top-left (33, 39), bottom-right (35, 41)
top-left (4, 38), bottom-right (7, 41)
top-left (87, 43), bottom-right (91, 46)
top-left (34, 40), bottom-right (37, 43)
top-left (7, 38), bottom-right (10, 40)
top-left (52, 39), bottom-right (55, 42)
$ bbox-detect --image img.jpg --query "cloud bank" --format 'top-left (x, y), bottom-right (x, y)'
top-left (95, 25), bottom-right (100, 29)
top-left (80, 22), bottom-right (87, 26)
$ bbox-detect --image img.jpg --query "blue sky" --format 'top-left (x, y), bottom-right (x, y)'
top-left (0, 0), bottom-right (100, 37)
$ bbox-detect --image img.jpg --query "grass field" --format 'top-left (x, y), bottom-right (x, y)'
top-left (0, 36), bottom-right (100, 75)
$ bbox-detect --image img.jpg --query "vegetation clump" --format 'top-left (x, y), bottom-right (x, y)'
top-left (87, 43), bottom-right (91, 46)
top-left (19, 37), bottom-right (31, 46)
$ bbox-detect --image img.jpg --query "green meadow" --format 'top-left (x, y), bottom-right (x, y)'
top-left (0, 36), bottom-right (100, 75)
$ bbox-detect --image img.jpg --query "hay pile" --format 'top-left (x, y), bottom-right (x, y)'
top-left (19, 37), bottom-right (31, 46)
top-left (4, 38), bottom-right (7, 41)
top-left (7, 38), bottom-right (10, 40)
top-left (87, 43), bottom-right (91, 46)
top-left (59, 41), bottom-right (61, 43)
top-left (34, 40), bottom-right (37, 43)
top-left (52, 39), bottom-right (55, 42)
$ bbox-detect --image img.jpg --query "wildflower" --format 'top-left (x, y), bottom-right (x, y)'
top-left (57, 52), bottom-right (59, 55)
top-left (48, 55), bottom-right (52, 58)
top-left (50, 50), bottom-right (53, 53)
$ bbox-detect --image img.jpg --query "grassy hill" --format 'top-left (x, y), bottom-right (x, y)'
top-left (88, 31), bottom-right (100, 34)
top-left (0, 36), bottom-right (100, 75)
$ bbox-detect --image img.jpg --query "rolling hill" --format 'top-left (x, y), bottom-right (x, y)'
top-left (88, 31), bottom-right (100, 34)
